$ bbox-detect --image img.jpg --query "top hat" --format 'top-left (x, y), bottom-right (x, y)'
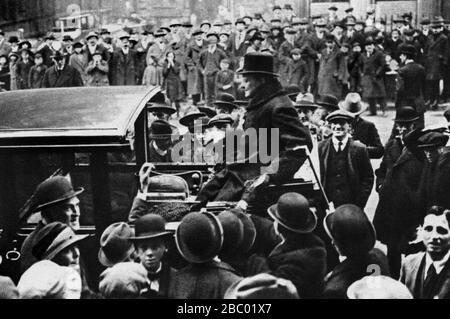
top-left (394, 106), bottom-right (420, 123)
top-left (98, 222), bottom-right (135, 267)
top-left (33, 176), bottom-right (84, 212)
top-left (149, 119), bottom-right (172, 140)
top-left (225, 273), bottom-right (299, 299)
top-left (175, 212), bottom-right (223, 264)
top-left (86, 31), bottom-right (99, 40)
top-left (179, 111), bottom-right (207, 127)
top-left (217, 211), bottom-right (244, 259)
top-left (340, 92), bottom-right (367, 116)
top-left (295, 93), bottom-right (318, 110)
top-left (237, 52), bottom-right (279, 77)
top-left (130, 214), bottom-right (172, 241)
top-left (347, 276), bottom-right (413, 299)
top-left (317, 94), bottom-right (340, 111)
top-left (267, 193), bottom-right (317, 234)
top-left (328, 6), bottom-right (338, 11)
top-left (324, 204), bottom-right (376, 256)
top-left (148, 104), bottom-right (176, 116)
top-left (326, 109), bottom-right (354, 123)
top-left (285, 84), bottom-right (301, 101)
top-left (416, 131), bottom-right (449, 149)
top-left (345, 7), bottom-right (354, 13)
top-left (32, 222), bottom-right (89, 261)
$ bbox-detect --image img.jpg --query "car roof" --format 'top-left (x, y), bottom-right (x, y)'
top-left (0, 86), bottom-right (161, 149)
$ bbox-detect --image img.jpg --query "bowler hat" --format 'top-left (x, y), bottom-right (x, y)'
top-left (235, 18), bottom-right (246, 25)
top-left (347, 275), bottom-right (413, 299)
top-left (175, 212), bottom-right (223, 263)
top-left (317, 94), bottom-right (340, 111)
top-left (191, 28), bottom-right (203, 36)
top-left (273, 5), bottom-right (282, 11)
top-left (99, 262), bottom-right (148, 299)
top-left (73, 41), bottom-right (83, 49)
top-left (200, 20), bottom-right (212, 28)
top-left (225, 274), bottom-right (299, 299)
top-left (237, 52), bottom-right (279, 77)
top-left (32, 222), bottom-right (89, 261)
top-left (295, 93), bottom-right (318, 110)
top-left (285, 84), bottom-right (301, 101)
top-left (416, 131), bottom-right (449, 149)
top-left (183, 21), bottom-right (193, 28)
top-left (148, 103), bottom-right (177, 116)
top-left (149, 120), bottom-right (172, 140)
top-left (284, 27), bottom-right (297, 35)
top-left (130, 214), bottom-right (172, 240)
top-left (8, 52), bottom-right (19, 60)
top-left (326, 109), bottom-right (354, 123)
top-left (284, 4), bottom-right (293, 10)
top-left (33, 176), bottom-right (84, 212)
top-left (208, 114), bottom-right (234, 127)
top-left (328, 6), bottom-right (338, 11)
top-left (179, 111), bottom-right (207, 127)
top-left (19, 40), bottom-right (32, 49)
top-left (394, 106), bottom-right (420, 123)
top-left (340, 92), bottom-right (367, 116)
top-left (324, 204), bottom-right (376, 256)
top-left (8, 36), bottom-right (19, 44)
top-left (98, 222), bottom-right (135, 267)
top-left (217, 211), bottom-right (244, 260)
top-left (86, 31), bottom-right (99, 40)
top-left (198, 106), bottom-right (217, 118)
top-left (267, 192), bottom-right (317, 234)
top-left (365, 36), bottom-right (375, 45)
top-left (223, 20), bottom-right (232, 26)
top-left (206, 32), bottom-right (219, 41)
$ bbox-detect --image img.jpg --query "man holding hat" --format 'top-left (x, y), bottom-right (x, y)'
top-left (374, 107), bottom-right (425, 278)
top-left (425, 16), bottom-right (449, 109)
top-left (199, 32), bottom-right (228, 107)
top-left (323, 204), bottom-right (390, 299)
top-left (41, 51), bottom-right (84, 88)
top-left (131, 214), bottom-right (176, 298)
top-left (319, 110), bottom-right (374, 209)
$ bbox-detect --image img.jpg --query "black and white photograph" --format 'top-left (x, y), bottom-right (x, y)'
top-left (0, 0), bottom-right (450, 301)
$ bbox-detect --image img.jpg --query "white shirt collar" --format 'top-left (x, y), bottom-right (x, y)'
top-left (332, 135), bottom-right (349, 152)
top-left (425, 250), bottom-right (450, 276)
top-left (152, 140), bottom-right (167, 156)
top-left (147, 263), bottom-right (162, 291)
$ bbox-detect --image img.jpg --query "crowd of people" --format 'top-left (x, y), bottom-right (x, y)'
top-left (1, 4), bottom-right (450, 300)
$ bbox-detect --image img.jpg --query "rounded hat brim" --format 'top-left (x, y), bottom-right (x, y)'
top-left (237, 70), bottom-right (280, 77)
top-left (317, 102), bottom-right (339, 111)
top-left (339, 103), bottom-right (367, 116)
top-left (179, 112), bottom-right (207, 127)
top-left (34, 187), bottom-right (84, 213)
top-left (267, 204), bottom-right (317, 234)
top-left (213, 101), bottom-right (238, 110)
top-left (295, 102), bottom-right (319, 110)
top-left (393, 116), bottom-right (420, 123)
top-left (148, 106), bottom-right (177, 115)
top-left (44, 233), bottom-right (90, 261)
top-left (98, 245), bottom-right (135, 267)
top-left (129, 231), bottom-right (173, 241)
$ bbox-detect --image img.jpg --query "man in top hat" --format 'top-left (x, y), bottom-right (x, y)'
top-left (196, 52), bottom-right (312, 206)
top-left (401, 206), bottom-right (450, 299)
top-left (361, 37), bottom-right (388, 116)
top-left (247, 192), bottom-right (326, 298)
top-left (340, 92), bottom-right (384, 159)
top-left (323, 204), bottom-right (390, 299)
top-left (424, 17), bottom-right (449, 109)
top-left (85, 31), bottom-right (110, 63)
top-left (0, 29), bottom-right (11, 57)
top-left (374, 106), bottom-right (425, 278)
top-left (319, 110), bottom-right (374, 209)
top-left (41, 50), bottom-right (83, 88)
top-left (169, 212), bottom-right (242, 299)
top-left (148, 119), bottom-right (173, 163)
top-left (110, 32), bottom-right (138, 86)
top-left (199, 32), bottom-right (228, 107)
top-left (130, 214), bottom-right (176, 298)
top-left (20, 176), bottom-right (85, 273)
top-left (16, 48), bottom-right (34, 90)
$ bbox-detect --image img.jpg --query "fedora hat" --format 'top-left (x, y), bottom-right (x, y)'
top-left (317, 94), bottom-right (339, 111)
top-left (50, 51), bottom-right (67, 60)
top-left (324, 204), bottom-right (376, 256)
top-left (416, 131), bottom-right (449, 149)
top-left (149, 119), bottom-right (172, 140)
top-left (431, 16), bottom-right (445, 27)
top-left (238, 52), bottom-right (279, 77)
top-left (130, 214), bottom-right (172, 240)
top-left (295, 93), bottom-right (318, 110)
top-left (175, 212), bottom-right (223, 263)
top-left (267, 192), bottom-right (317, 234)
top-left (347, 275), bottom-right (413, 299)
top-left (340, 92), bottom-right (367, 116)
top-left (148, 104), bottom-right (176, 116)
top-left (198, 106), bottom-right (217, 118)
top-left (86, 31), bottom-right (99, 40)
top-left (399, 44), bottom-right (417, 56)
top-left (214, 93), bottom-right (238, 111)
top-left (33, 176), bottom-right (84, 212)
top-left (217, 211), bottom-right (244, 260)
top-left (208, 114), bottom-right (234, 127)
top-left (32, 222), bottom-right (89, 261)
top-left (98, 222), bottom-right (135, 267)
top-left (326, 109), bottom-right (354, 123)
top-left (179, 111), bottom-right (207, 127)
top-left (394, 106), bottom-right (420, 123)
top-left (225, 274), bottom-right (299, 299)
top-left (228, 209), bottom-right (256, 253)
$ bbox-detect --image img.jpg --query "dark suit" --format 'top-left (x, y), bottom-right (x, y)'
top-left (110, 49), bottom-right (138, 86)
top-left (143, 261), bottom-right (176, 299)
top-left (425, 32), bottom-right (449, 106)
top-left (323, 248), bottom-right (390, 299)
top-left (37, 45), bottom-right (55, 68)
top-left (319, 137), bottom-right (374, 209)
top-left (361, 50), bottom-right (387, 115)
top-left (41, 64), bottom-right (83, 88)
top-left (401, 252), bottom-right (450, 299)
top-left (396, 61), bottom-right (426, 118)
top-left (352, 117), bottom-right (384, 159)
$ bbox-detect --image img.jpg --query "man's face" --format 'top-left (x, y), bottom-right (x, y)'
top-left (353, 45), bottom-right (361, 53)
top-left (273, 10), bottom-right (282, 19)
top-left (392, 31), bottom-right (400, 40)
top-left (236, 23), bottom-right (245, 32)
top-left (54, 57), bottom-right (65, 69)
top-left (34, 57), bottom-right (43, 65)
top-left (399, 53), bottom-right (407, 63)
top-left (207, 36), bottom-right (218, 46)
top-left (242, 75), bottom-right (263, 98)
top-left (88, 37), bottom-right (98, 46)
top-left (155, 137), bottom-right (171, 151)
top-left (423, 147), bottom-right (441, 163)
top-left (272, 29), bottom-right (280, 36)
top-left (21, 52), bottom-right (29, 60)
top-left (326, 40), bottom-right (335, 49)
top-left (135, 238), bottom-right (166, 272)
top-left (51, 197), bottom-right (81, 230)
top-left (93, 54), bottom-right (102, 63)
top-left (432, 26), bottom-right (443, 34)
top-left (355, 24), bottom-right (364, 31)
top-left (63, 40), bottom-right (72, 48)
top-left (201, 24), bottom-right (210, 33)
top-left (194, 34), bottom-right (203, 42)
top-left (365, 44), bottom-right (375, 53)
top-left (53, 245), bottom-right (80, 272)
top-left (283, 9), bottom-right (293, 18)
top-left (423, 25), bottom-right (430, 32)
top-left (224, 24), bottom-right (232, 33)
top-left (395, 122), bottom-right (414, 137)
top-left (220, 34), bottom-right (228, 43)
top-left (423, 214), bottom-right (450, 260)
top-left (121, 38), bottom-right (130, 48)
top-left (330, 120), bottom-right (350, 138)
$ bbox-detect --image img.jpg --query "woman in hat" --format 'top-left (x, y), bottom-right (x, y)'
top-left (169, 212), bottom-right (242, 299)
top-left (16, 48), bottom-right (34, 90)
top-left (162, 51), bottom-right (184, 116)
top-left (8, 51), bottom-right (19, 90)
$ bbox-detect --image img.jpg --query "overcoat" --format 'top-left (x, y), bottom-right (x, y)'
top-left (110, 49), bottom-right (137, 86)
top-left (361, 50), bottom-right (387, 98)
top-left (185, 40), bottom-right (206, 95)
top-left (425, 32), bottom-right (449, 81)
top-left (41, 64), bottom-right (83, 88)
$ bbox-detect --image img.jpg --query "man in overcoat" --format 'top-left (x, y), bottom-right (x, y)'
top-left (185, 29), bottom-right (205, 105)
top-left (110, 33), bottom-right (138, 86)
top-left (41, 51), bottom-right (83, 88)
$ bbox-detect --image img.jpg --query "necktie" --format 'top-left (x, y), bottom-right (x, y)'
top-left (423, 264), bottom-right (438, 298)
top-left (338, 142), bottom-right (343, 153)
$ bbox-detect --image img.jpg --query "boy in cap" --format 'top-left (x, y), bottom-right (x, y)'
top-left (215, 58), bottom-right (235, 96)
top-left (131, 214), bottom-right (176, 298)
top-left (319, 110), bottom-right (374, 209)
top-left (28, 52), bottom-right (47, 89)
